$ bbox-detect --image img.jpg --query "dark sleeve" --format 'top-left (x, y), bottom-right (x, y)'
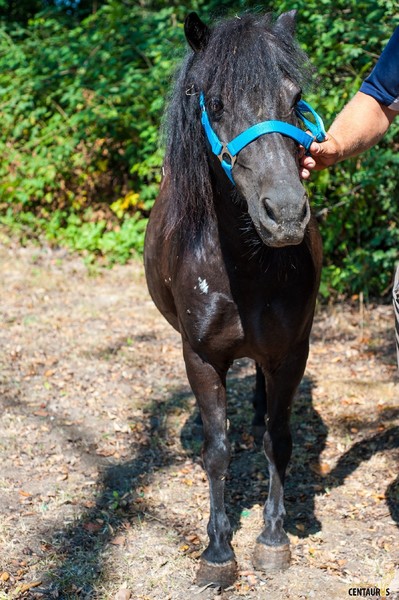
top-left (360, 26), bottom-right (399, 111)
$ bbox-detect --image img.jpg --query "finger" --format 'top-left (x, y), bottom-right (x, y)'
top-left (309, 141), bottom-right (322, 155)
top-left (301, 156), bottom-right (316, 169)
top-left (300, 167), bottom-right (311, 180)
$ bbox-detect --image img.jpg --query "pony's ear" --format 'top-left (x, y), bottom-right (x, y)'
top-left (184, 12), bottom-right (210, 52)
top-left (274, 10), bottom-right (297, 37)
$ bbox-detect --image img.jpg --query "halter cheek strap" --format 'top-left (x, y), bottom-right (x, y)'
top-left (199, 92), bottom-right (326, 184)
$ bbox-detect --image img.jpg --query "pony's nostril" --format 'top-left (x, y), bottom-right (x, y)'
top-left (263, 199), bottom-right (276, 223)
top-left (301, 201), bottom-right (309, 223)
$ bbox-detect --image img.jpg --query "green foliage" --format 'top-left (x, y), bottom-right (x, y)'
top-left (0, 1), bottom-right (190, 263)
top-left (276, 0), bottom-right (399, 298)
top-left (0, 0), bottom-right (398, 295)
top-left (0, 1), bottom-right (107, 23)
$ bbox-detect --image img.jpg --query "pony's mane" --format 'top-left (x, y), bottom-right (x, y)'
top-left (163, 12), bottom-right (313, 241)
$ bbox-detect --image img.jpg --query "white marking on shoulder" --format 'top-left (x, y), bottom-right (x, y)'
top-left (198, 277), bottom-right (209, 294)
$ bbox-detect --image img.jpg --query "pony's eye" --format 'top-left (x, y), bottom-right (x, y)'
top-left (208, 97), bottom-right (224, 116)
top-left (292, 90), bottom-right (302, 108)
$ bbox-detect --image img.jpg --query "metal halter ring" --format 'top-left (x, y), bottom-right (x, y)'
top-left (218, 145), bottom-right (237, 167)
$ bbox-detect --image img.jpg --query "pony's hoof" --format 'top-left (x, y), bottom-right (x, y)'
top-left (195, 558), bottom-right (237, 588)
top-left (253, 542), bottom-right (291, 572)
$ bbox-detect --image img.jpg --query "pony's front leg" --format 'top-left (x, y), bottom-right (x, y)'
top-left (182, 341), bottom-right (237, 588)
top-left (254, 342), bottom-right (309, 573)
top-left (252, 363), bottom-right (267, 441)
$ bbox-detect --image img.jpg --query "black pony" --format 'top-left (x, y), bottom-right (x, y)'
top-left (145, 11), bottom-right (323, 588)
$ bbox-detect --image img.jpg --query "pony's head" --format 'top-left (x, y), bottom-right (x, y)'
top-left (165, 11), bottom-right (314, 247)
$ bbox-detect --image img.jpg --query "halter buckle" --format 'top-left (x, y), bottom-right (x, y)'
top-left (218, 145), bottom-right (237, 168)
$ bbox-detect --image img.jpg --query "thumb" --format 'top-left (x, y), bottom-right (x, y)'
top-left (309, 140), bottom-right (323, 155)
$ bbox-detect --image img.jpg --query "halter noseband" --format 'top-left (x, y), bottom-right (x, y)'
top-left (199, 92), bottom-right (326, 184)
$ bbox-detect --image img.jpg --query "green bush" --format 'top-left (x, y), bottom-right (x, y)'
top-left (278, 0), bottom-right (399, 299)
top-left (0, 1), bottom-right (190, 262)
top-left (0, 0), bottom-right (398, 296)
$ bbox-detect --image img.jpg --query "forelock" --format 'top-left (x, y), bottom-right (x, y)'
top-left (191, 13), bottom-right (312, 100)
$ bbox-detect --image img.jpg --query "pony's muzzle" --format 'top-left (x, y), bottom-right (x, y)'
top-left (259, 194), bottom-right (310, 247)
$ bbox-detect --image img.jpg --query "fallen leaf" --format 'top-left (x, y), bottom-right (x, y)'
top-left (83, 521), bottom-right (103, 533)
top-left (114, 589), bottom-right (131, 600)
top-left (310, 462), bottom-right (330, 476)
top-left (96, 448), bottom-right (116, 457)
top-left (247, 574), bottom-right (258, 586)
top-left (111, 536), bottom-right (125, 546)
top-left (18, 490), bottom-right (32, 498)
top-left (34, 409), bottom-right (49, 417)
top-left (18, 581), bottom-right (42, 593)
top-left (372, 493), bottom-right (386, 502)
top-left (185, 534), bottom-right (200, 543)
top-left (0, 572), bottom-right (10, 582)
top-left (290, 535), bottom-right (300, 545)
top-left (179, 467), bottom-right (192, 475)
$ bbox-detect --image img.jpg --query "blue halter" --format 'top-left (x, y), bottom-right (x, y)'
top-left (199, 91), bottom-right (326, 184)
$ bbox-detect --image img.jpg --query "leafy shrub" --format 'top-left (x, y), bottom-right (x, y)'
top-left (0, 0), bottom-right (398, 296)
top-left (276, 0), bottom-right (399, 298)
top-left (0, 1), bottom-right (189, 262)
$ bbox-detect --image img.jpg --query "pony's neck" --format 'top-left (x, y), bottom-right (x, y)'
top-left (212, 177), bottom-right (241, 228)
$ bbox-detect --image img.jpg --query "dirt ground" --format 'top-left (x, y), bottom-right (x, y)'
top-left (0, 235), bottom-right (398, 600)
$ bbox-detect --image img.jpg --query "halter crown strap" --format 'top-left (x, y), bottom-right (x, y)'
top-left (199, 92), bottom-right (326, 184)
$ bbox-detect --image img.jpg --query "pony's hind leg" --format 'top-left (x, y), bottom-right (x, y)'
top-left (182, 341), bottom-right (237, 588)
top-left (253, 342), bottom-right (309, 572)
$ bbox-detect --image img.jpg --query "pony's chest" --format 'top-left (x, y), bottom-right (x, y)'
top-left (174, 272), bottom-right (309, 363)
top-left (171, 242), bottom-right (316, 360)
top-left (175, 275), bottom-right (245, 357)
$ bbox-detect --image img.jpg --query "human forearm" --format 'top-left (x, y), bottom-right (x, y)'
top-left (328, 91), bottom-right (396, 161)
top-left (300, 91), bottom-right (397, 178)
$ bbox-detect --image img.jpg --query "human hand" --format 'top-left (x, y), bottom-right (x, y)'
top-left (299, 133), bottom-right (342, 180)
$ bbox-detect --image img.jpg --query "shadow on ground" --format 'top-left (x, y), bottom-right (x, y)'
top-left (28, 361), bottom-right (398, 598)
